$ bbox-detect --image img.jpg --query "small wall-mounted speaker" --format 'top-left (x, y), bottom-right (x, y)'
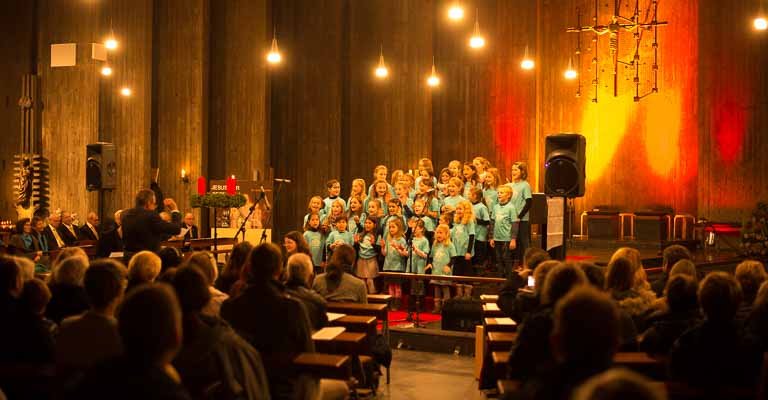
top-left (51, 43), bottom-right (77, 67)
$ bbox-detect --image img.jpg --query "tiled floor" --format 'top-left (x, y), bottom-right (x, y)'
top-left (377, 349), bottom-right (485, 400)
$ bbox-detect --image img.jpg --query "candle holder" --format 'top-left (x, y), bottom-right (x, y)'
top-left (181, 169), bottom-right (190, 184)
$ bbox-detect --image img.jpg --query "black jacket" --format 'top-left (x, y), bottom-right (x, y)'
top-left (121, 207), bottom-right (181, 255)
top-left (181, 224), bottom-right (199, 241)
top-left (507, 305), bottom-right (556, 380)
top-left (639, 309), bottom-right (701, 355)
top-left (79, 224), bottom-right (99, 241)
top-left (285, 278), bottom-right (329, 331)
top-left (43, 225), bottom-right (61, 251)
top-left (57, 224), bottom-right (80, 246)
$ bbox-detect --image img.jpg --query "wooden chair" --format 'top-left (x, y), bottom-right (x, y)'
top-left (484, 317), bottom-right (517, 333)
top-left (613, 352), bottom-right (667, 379)
top-left (487, 331), bottom-right (518, 351)
top-left (293, 353), bottom-right (351, 381)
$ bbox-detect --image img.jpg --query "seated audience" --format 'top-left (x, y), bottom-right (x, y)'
top-left (2, 278), bottom-right (56, 363)
top-left (283, 230), bottom-right (312, 260)
top-left (126, 250), bottom-right (162, 294)
top-left (507, 263), bottom-right (587, 379)
top-left (578, 262), bottom-right (606, 289)
top-left (68, 285), bottom-right (191, 399)
top-left (183, 251), bottom-right (228, 317)
top-left (499, 260), bottom-right (559, 323)
top-left (285, 253), bottom-right (328, 331)
top-left (121, 189), bottom-right (181, 260)
top-left (572, 368), bottom-right (667, 400)
top-left (97, 210), bottom-right (124, 258)
top-left (180, 213), bottom-right (199, 241)
top-left (313, 244), bottom-right (367, 303)
top-left (8, 218), bottom-right (42, 262)
top-left (746, 281), bottom-right (768, 350)
top-left (498, 248), bottom-right (551, 319)
top-left (79, 212), bottom-right (100, 241)
top-left (670, 271), bottom-right (762, 387)
top-left (158, 247), bottom-right (183, 273)
top-left (44, 213), bottom-right (65, 250)
top-left (605, 255), bottom-right (655, 329)
top-left (669, 259), bottom-right (698, 281)
top-left (31, 216), bottom-right (52, 263)
top-left (639, 275), bottom-right (700, 355)
top-left (51, 247), bottom-right (88, 276)
top-left (12, 256), bottom-right (35, 283)
top-left (56, 259), bottom-right (126, 375)
top-left (734, 260), bottom-right (767, 323)
top-left (46, 256), bottom-right (90, 324)
top-left (513, 286), bottom-right (620, 400)
top-left (651, 244), bottom-right (692, 296)
top-left (0, 256), bottom-right (23, 318)
top-left (221, 243), bottom-right (315, 400)
top-left (171, 266), bottom-right (270, 399)
top-left (58, 212), bottom-right (80, 246)
top-left (215, 241), bottom-right (253, 295)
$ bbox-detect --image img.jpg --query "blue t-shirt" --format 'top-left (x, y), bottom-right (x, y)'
top-left (463, 181), bottom-right (482, 198)
top-left (472, 202), bottom-right (491, 242)
top-left (357, 232), bottom-right (378, 259)
top-left (303, 210), bottom-right (326, 227)
top-left (347, 214), bottom-right (363, 235)
top-left (492, 201), bottom-right (519, 242)
top-left (408, 236), bottom-right (430, 274)
top-left (419, 215), bottom-right (436, 232)
top-left (326, 230), bottom-right (355, 249)
top-left (442, 195), bottom-right (465, 210)
top-left (382, 236), bottom-right (407, 272)
top-left (451, 221), bottom-right (476, 256)
top-left (430, 242), bottom-right (456, 277)
top-left (304, 230), bottom-right (325, 266)
top-left (483, 188), bottom-right (498, 212)
top-left (510, 181), bottom-right (532, 222)
top-left (323, 197), bottom-right (347, 216)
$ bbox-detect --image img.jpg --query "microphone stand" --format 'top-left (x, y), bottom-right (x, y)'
top-left (233, 191), bottom-right (265, 242)
top-left (406, 234), bottom-right (427, 328)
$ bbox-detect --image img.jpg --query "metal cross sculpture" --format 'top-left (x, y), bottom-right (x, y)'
top-left (567, 0), bottom-right (667, 102)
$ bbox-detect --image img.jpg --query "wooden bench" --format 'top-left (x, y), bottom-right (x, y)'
top-left (367, 294), bottom-right (392, 307)
top-left (613, 352), bottom-right (666, 379)
top-left (487, 331), bottom-right (517, 351)
top-left (480, 294), bottom-right (499, 303)
top-left (326, 302), bottom-right (389, 337)
top-left (314, 332), bottom-right (369, 356)
top-left (482, 303), bottom-right (505, 318)
top-left (497, 379), bottom-right (521, 396)
top-left (331, 315), bottom-right (377, 341)
top-left (491, 351), bottom-right (510, 378)
top-left (293, 353), bottom-right (351, 381)
top-left (484, 317), bottom-right (517, 332)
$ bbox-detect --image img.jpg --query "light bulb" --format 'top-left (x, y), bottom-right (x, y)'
top-left (448, 4), bottom-right (464, 21)
top-left (375, 51), bottom-right (388, 79)
top-left (427, 75), bottom-right (440, 87)
top-left (469, 35), bottom-right (485, 49)
top-left (521, 59), bottom-right (535, 70)
top-left (105, 37), bottom-right (118, 50)
top-left (100, 65), bottom-right (113, 76)
top-left (564, 57), bottom-right (578, 80)
top-left (754, 16), bottom-right (768, 30)
top-left (120, 87), bottom-right (132, 97)
top-left (267, 37), bottom-right (282, 65)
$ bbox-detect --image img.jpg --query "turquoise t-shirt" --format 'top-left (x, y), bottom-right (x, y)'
top-left (304, 230), bottom-right (325, 266)
top-left (357, 232), bottom-right (378, 259)
top-left (420, 215), bottom-right (436, 232)
top-left (463, 181), bottom-right (482, 198)
top-left (510, 181), bottom-right (532, 222)
top-left (442, 195), bottom-right (466, 210)
top-left (430, 242), bottom-right (456, 277)
top-left (326, 230), bottom-right (355, 249)
top-left (363, 196), bottom-right (390, 217)
top-left (407, 236), bottom-right (430, 274)
top-left (483, 188), bottom-right (498, 212)
top-left (451, 221), bottom-right (476, 256)
top-left (492, 201), bottom-right (519, 241)
top-left (382, 236), bottom-right (407, 272)
top-left (347, 214), bottom-right (363, 235)
top-left (303, 210), bottom-right (326, 227)
top-left (473, 202), bottom-right (490, 242)
top-left (323, 196), bottom-right (347, 216)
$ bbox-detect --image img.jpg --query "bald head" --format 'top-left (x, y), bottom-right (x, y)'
top-left (62, 212), bottom-right (73, 226)
top-left (49, 214), bottom-right (61, 228)
top-left (87, 212), bottom-right (99, 227)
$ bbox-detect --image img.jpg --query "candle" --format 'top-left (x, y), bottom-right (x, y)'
top-left (197, 176), bottom-right (207, 195)
top-left (226, 175), bottom-right (236, 195)
top-left (181, 169), bottom-right (186, 179)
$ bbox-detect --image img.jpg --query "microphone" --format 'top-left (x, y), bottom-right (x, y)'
top-left (260, 186), bottom-right (272, 211)
top-left (274, 178), bottom-right (292, 183)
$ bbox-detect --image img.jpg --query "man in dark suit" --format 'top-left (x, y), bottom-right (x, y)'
top-left (43, 214), bottom-right (63, 250)
top-left (79, 212), bottom-right (100, 242)
top-left (181, 213), bottom-right (199, 241)
top-left (121, 189), bottom-right (181, 261)
top-left (57, 212), bottom-right (80, 246)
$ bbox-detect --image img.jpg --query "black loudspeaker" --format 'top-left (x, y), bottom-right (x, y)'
top-left (544, 133), bottom-right (586, 197)
top-left (529, 193), bottom-right (548, 225)
top-left (86, 142), bottom-right (117, 191)
top-left (441, 298), bottom-right (482, 332)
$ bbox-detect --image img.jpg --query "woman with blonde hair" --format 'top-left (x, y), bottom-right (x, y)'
top-left (126, 251), bottom-right (162, 294)
top-left (46, 256), bottom-right (90, 324)
top-left (606, 248), bottom-right (656, 325)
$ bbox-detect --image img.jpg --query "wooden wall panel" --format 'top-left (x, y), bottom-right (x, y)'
top-left (0, 1), bottom-right (36, 220)
top-left (38, 0), bottom-right (100, 220)
top-left (99, 0), bottom-right (153, 216)
top-left (153, 0), bottom-right (209, 215)
top-left (345, 0), bottom-right (434, 186)
top-left (270, 0), bottom-right (345, 236)
top-left (209, 0), bottom-right (269, 182)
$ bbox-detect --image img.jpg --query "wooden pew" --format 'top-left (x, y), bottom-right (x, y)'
top-left (491, 351), bottom-right (510, 378)
top-left (293, 353), bottom-right (351, 381)
top-left (484, 317), bottom-right (517, 333)
top-left (613, 352), bottom-right (666, 379)
top-left (480, 294), bottom-right (499, 303)
top-left (367, 294), bottom-right (392, 308)
top-left (331, 316), bottom-right (377, 342)
top-left (487, 332), bottom-right (518, 351)
top-left (482, 302), bottom-right (505, 318)
top-left (497, 379), bottom-right (521, 396)
top-left (325, 302), bottom-right (389, 338)
top-left (314, 332), bottom-right (369, 356)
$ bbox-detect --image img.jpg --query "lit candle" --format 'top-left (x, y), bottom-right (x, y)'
top-left (197, 176), bottom-right (207, 195)
top-left (181, 169), bottom-right (186, 179)
top-left (226, 175), bottom-right (236, 195)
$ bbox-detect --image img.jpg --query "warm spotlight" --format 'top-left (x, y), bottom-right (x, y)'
top-left (469, 35), bottom-right (485, 49)
top-left (754, 16), bottom-right (768, 30)
top-left (520, 46), bottom-right (534, 70)
top-left (448, 4), bottom-right (464, 21)
top-left (100, 65), bottom-right (113, 76)
top-left (427, 63), bottom-right (440, 87)
top-left (266, 37), bottom-right (282, 65)
top-left (120, 87), bottom-right (132, 97)
top-left (105, 37), bottom-right (118, 50)
top-left (374, 48), bottom-right (388, 79)
top-left (564, 57), bottom-right (578, 80)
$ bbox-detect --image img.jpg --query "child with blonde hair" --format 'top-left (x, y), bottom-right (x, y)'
top-left (427, 224), bottom-right (456, 313)
top-left (348, 178), bottom-right (367, 208)
top-left (304, 196), bottom-right (325, 226)
top-left (489, 185), bottom-right (518, 279)
top-left (452, 200), bottom-right (476, 297)
top-left (381, 218), bottom-right (409, 309)
top-left (355, 217), bottom-right (380, 294)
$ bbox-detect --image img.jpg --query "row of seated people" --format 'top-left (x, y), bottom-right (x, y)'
top-left (482, 245), bottom-right (768, 398)
top-left (0, 240), bottom-right (374, 400)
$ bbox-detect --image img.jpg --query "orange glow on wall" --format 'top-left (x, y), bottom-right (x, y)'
top-left (579, 94), bottom-right (634, 181)
top-left (643, 92), bottom-right (682, 178)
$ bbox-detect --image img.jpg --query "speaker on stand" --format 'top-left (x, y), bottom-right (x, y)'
top-left (86, 142), bottom-right (117, 226)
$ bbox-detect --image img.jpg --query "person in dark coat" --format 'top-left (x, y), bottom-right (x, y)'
top-left (121, 189), bottom-right (181, 260)
top-left (640, 274), bottom-right (701, 355)
top-left (97, 211), bottom-right (124, 258)
top-left (78, 212), bottom-right (101, 241)
top-left (46, 256), bottom-right (90, 324)
top-left (58, 212), bottom-right (81, 246)
top-left (221, 243), bottom-right (315, 400)
top-left (285, 253), bottom-right (328, 331)
top-left (651, 245), bottom-right (692, 297)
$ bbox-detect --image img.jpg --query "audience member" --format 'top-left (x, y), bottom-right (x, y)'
top-left (513, 286), bottom-right (620, 400)
top-left (171, 266), bottom-right (270, 399)
top-left (5, 279), bottom-right (56, 363)
top-left (498, 248), bottom-right (550, 319)
top-left (215, 241), bottom-right (253, 295)
top-left (180, 213), bottom-right (199, 241)
top-left (44, 213), bottom-right (65, 250)
top-left (746, 281), bottom-right (768, 350)
top-left (183, 251), bottom-right (228, 317)
top-left (0, 256), bottom-right (23, 318)
top-left (58, 212), bottom-right (80, 246)
top-left (499, 260), bottom-right (559, 324)
top-left (283, 230), bottom-right (312, 260)
top-left (669, 271), bottom-right (762, 387)
top-left (286, 253), bottom-right (328, 330)
top-left (9, 218), bottom-right (42, 261)
top-left (97, 210), bottom-right (124, 258)
top-left (669, 259), bottom-right (697, 281)
top-left (572, 368), bottom-right (667, 400)
top-left (313, 244), bottom-right (367, 303)
top-left (734, 260), bottom-right (767, 323)
top-left (651, 245), bottom-right (692, 296)
top-left (56, 259), bottom-right (126, 375)
top-left (31, 216), bottom-right (52, 261)
top-left (126, 250), bottom-right (162, 294)
top-left (639, 275), bottom-right (700, 355)
top-left (605, 256), bottom-right (655, 328)
top-left (507, 263), bottom-right (587, 379)
top-left (221, 243), bottom-right (315, 400)
top-left (79, 212), bottom-right (100, 241)
top-left (121, 189), bottom-right (181, 260)
top-left (12, 256), bottom-right (35, 283)
top-left (579, 262), bottom-right (606, 289)
top-left (46, 256), bottom-right (90, 324)
top-left (69, 284), bottom-right (190, 400)
top-left (51, 247), bottom-right (88, 277)
top-left (158, 247), bottom-right (183, 273)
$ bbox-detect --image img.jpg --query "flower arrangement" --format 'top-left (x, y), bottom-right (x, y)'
top-left (742, 202), bottom-right (768, 258)
top-left (190, 193), bottom-right (246, 209)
